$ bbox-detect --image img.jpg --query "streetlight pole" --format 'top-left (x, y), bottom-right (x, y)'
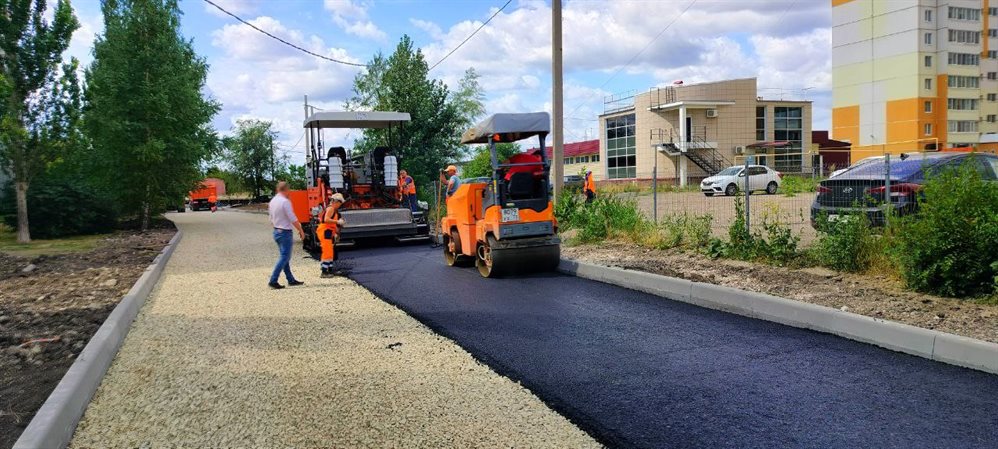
top-left (552, 0), bottom-right (564, 201)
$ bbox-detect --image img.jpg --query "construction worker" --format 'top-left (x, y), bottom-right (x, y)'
top-left (584, 170), bottom-right (596, 203)
top-left (317, 193), bottom-right (346, 278)
top-left (209, 193), bottom-right (218, 212)
top-left (399, 169), bottom-right (417, 212)
top-left (442, 165), bottom-right (460, 197)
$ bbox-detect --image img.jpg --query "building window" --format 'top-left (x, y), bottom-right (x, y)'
top-left (773, 107), bottom-right (803, 171)
top-left (990, 29), bottom-right (998, 38)
top-left (925, 9), bottom-right (933, 22)
top-left (948, 75), bottom-right (980, 88)
top-left (991, 7), bottom-right (998, 16)
top-left (924, 32), bottom-right (933, 45)
top-left (925, 78), bottom-right (933, 90)
top-left (988, 115), bottom-right (997, 123)
top-left (948, 120), bottom-right (979, 133)
top-left (948, 98), bottom-right (979, 110)
top-left (989, 93), bottom-right (997, 101)
top-left (755, 106), bottom-right (766, 141)
top-left (924, 123), bottom-right (933, 136)
top-left (949, 29), bottom-right (981, 44)
top-left (924, 55), bottom-right (932, 67)
top-left (605, 114), bottom-right (636, 179)
top-left (948, 52), bottom-right (980, 65)
top-left (924, 101), bottom-right (933, 113)
top-left (990, 51), bottom-right (998, 59)
top-left (592, 153), bottom-right (600, 162)
top-left (948, 6), bottom-right (982, 21)
top-left (989, 72), bottom-right (998, 80)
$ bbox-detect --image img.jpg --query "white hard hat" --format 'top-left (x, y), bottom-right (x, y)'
top-left (331, 193), bottom-right (345, 202)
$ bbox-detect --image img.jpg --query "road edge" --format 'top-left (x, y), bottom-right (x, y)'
top-left (13, 230), bottom-right (184, 449)
top-left (559, 259), bottom-right (998, 376)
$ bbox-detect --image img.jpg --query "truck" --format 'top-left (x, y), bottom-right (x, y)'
top-left (189, 178), bottom-right (225, 211)
top-left (294, 110), bottom-right (429, 253)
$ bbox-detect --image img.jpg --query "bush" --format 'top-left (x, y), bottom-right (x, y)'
top-left (556, 192), bottom-right (647, 243)
top-left (710, 198), bottom-right (802, 265)
top-left (889, 163), bottom-right (998, 297)
top-left (811, 212), bottom-right (878, 272)
top-left (639, 213), bottom-right (713, 250)
top-left (1, 179), bottom-right (118, 239)
top-left (757, 206), bottom-right (800, 266)
top-left (780, 176), bottom-right (821, 197)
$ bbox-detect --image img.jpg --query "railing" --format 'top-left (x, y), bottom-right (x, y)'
top-left (649, 127), bottom-right (731, 175)
top-left (648, 86), bottom-right (677, 110)
top-left (603, 90), bottom-right (637, 114)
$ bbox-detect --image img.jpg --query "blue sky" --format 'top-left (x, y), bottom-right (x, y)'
top-left (66, 0), bottom-right (834, 164)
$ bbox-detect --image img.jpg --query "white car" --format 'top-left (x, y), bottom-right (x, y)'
top-left (701, 165), bottom-right (782, 196)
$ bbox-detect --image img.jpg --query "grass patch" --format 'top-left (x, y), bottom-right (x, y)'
top-left (780, 176), bottom-right (822, 197)
top-left (0, 224), bottom-right (102, 257)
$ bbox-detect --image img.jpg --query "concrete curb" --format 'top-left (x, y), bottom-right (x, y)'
top-left (13, 231), bottom-right (184, 449)
top-left (558, 259), bottom-right (998, 376)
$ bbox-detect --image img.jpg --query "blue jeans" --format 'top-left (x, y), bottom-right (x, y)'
top-left (403, 194), bottom-right (417, 212)
top-left (270, 229), bottom-right (298, 284)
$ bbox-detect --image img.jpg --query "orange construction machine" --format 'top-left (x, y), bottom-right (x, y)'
top-left (441, 112), bottom-right (560, 277)
top-left (189, 178), bottom-right (225, 211)
top-left (296, 110), bottom-right (429, 253)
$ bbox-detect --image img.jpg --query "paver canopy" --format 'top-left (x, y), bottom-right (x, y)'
top-left (461, 112), bottom-right (550, 144)
top-left (304, 111), bottom-right (411, 129)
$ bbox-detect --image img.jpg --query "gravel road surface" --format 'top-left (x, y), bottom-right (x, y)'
top-left (69, 211), bottom-right (598, 448)
top-left (346, 244), bottom-right (998, 449)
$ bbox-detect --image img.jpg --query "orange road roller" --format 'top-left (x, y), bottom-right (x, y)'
top-left (441, 112), bottom-right (561, 277)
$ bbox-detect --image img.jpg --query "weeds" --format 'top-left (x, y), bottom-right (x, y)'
top-left (810, 212), bottom-right (878, 272)
top-left (780, 176), bottom-right (822, 197)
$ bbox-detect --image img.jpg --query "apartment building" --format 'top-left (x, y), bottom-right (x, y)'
top-left (532, 140), bottom-right (601, 179)
top-left (832, 0), bottom-right (998, 159)
top-left (598, 78), bottom-right (813, 185)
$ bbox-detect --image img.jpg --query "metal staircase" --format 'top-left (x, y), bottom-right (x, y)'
top-left (651, 128), bottom-right (732, 176)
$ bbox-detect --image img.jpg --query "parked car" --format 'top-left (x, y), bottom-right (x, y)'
top-left (701, 165), bottom-right (782, 196)
top-left (810, 152), bottom-right (998, 227)
top-left (564, 174), bottom-right (584, 188)
top-left (828, 156), bottom-right (885, 178)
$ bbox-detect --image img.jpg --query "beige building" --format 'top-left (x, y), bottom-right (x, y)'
top-left (598, 78), bottom-right (813, 185)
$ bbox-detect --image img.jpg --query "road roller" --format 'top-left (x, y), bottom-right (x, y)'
top-left (441, 112), bottom-right (560, 278)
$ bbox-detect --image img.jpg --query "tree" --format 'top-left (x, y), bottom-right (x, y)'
top-left (222, 119), bottom-right (278, 199)
top-left (273, 163), bottom-right (306, 190)
top-left (346, 35), bottom-right (480, 197)
top-left (461, 142), bottom-right (521, 179)
top-left (451, 67), bottom-right (486, 130)
top-left (85, 0), bottom-right (219, 230)
top-left (0, 0), bottom-right (79, 243)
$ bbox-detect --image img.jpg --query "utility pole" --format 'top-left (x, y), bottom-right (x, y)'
top-left (552, 0), bottom-right (564, 201)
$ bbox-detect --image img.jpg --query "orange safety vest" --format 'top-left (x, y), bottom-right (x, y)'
top-left (584, 173), bottom-right (596, 193)
top-left (400, 176), bottom-right (416, 195)
top-left (321, 203), bottom-right (341, 234)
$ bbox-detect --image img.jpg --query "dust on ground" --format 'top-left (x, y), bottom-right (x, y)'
top-left (563, 241), bottom-right (998, 344)
top-left (0, 227), bottom-right (175, 448)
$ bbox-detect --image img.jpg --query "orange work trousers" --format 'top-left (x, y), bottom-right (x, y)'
top-left (316, 223), bottom-right (338, 263)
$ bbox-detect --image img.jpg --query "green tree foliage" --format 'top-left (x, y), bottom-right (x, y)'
top-left (346, 35), bottom-right (484, 197)
top-left (1, 178), bottom-right (116, 238)
top-left (222, 119), bottom-right (278, 198)
top-left (451, 67), bottom-right (486, 130)
top-left (85, 0), bottom-right (219, 230)
top-left (0, 0), bottom-right (79, 242)
top-left (274, 163), bottom-right (306, 190)
top-left (891, 161), bottom-right (998, 297)
top-left (461, 142), bottom-right (520, 179)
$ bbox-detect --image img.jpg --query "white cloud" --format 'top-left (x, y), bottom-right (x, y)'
top-left (324, 0), bottom-right (387, 42)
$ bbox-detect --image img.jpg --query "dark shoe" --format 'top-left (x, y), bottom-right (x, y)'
top-left (320, 271), bottom-right (336, 279)
top-left (268, 282), bottom-right (285, 289)
top-left (288, 280), bottom-right (305, 286)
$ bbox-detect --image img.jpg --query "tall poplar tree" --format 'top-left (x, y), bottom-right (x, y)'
top-left (0, 0), bottom-right (79, 242)
top-left (85, 0), bottom-right (219, 230)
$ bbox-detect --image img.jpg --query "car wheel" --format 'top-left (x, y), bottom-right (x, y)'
top-left (766, 181), bottom-right (778, 195)
top-left (725, 183), bottom-right (738, 196)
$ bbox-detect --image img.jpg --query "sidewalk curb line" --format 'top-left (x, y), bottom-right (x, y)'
top-left (558, 259), bottom-right (998, 375)
top-left (13, 231), bottom-right (184, 449)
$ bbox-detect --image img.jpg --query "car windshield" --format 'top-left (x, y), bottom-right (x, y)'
top-left (841, 156), bottom-right (953, 180)
top-left (717, 167), bottom-right (741, 176)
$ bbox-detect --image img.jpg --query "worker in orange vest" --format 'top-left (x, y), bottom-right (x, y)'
top-left (399, 169), bottom-right (417, 212)
top-left (583, 170), bottom-right (596, 203)
top-left (317, 193), bottom-right (346, 278)
top-left (209, 193), bottom-right (218, 212)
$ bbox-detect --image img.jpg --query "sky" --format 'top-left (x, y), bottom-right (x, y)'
top-left (65, 0), bottom-right (833, 164)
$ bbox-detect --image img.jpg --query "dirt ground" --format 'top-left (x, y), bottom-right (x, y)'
top-left (0, 227), bottom-right (175, 449)
top-left (563, 242), bottom-right (998, 344)
top-left (631, 191), bottom-right (820, 244)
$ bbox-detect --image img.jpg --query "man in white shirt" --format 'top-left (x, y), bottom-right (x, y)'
top-left (268, 182), bottom-right (306, 289)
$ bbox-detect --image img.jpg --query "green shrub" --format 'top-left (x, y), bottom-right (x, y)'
top-left (556, 192), bottom-right (648, 243)
top-left (643, 213), bottom-right (714, 250)
top-left (1, 178), bottom-right (118, 239)
top-left (780, 176), bottom-right (821, 197)
top-left (757, 207), bottom-right (800, 266)
top-left (811, 212), bottom-right (877, 272)
top-left (889, 162), bottom-right (998, 297)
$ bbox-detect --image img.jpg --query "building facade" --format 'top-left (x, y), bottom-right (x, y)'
top-left (598, 78), bottom-right (813, 184)
top-left (832, 0), bottom-right (998, 159)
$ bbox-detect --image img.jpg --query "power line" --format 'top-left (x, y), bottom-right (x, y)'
top-left (564, 0), bottom-right (698, 120)
top-left (428, 0), bottom-right (513, 71)
top-left (202, 0), bottom-right (367, 68)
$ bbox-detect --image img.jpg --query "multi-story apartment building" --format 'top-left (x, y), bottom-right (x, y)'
top-left (832, 0), bottom-right (998, 159)
top-left (598, 78), bottom-right (813, 185)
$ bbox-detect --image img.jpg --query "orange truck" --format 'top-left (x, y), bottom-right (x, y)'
top-left (189, 178), bottom-right (225, 211)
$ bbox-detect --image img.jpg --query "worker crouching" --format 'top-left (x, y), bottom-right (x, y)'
top-left (317, 193), bottom-right (346, 278)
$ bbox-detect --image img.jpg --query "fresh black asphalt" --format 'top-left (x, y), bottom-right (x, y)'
top-left (342, 244), bottom-right (998, 449)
